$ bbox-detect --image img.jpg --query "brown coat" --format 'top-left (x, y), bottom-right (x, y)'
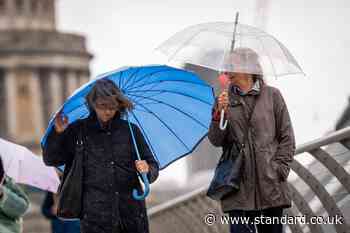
top-left (208, 82), bottom-right (295, 212)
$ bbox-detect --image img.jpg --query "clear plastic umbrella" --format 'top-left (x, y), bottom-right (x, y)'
top-left (157, 13), bottom-right (304, 129)
top-left (157, 19), bottom-right (303, 77)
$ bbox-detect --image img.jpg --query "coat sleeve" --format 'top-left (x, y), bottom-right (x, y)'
top-left (272, 89), bottom-right (296, 181)
top-left (133, 125), bottom-right (160, 184)
top-left (207, 98), bottom-right (229, 147)
top-left (42, 123), bottom-right (77, 167)
top-left (0, 177), bottom-right (30, 219)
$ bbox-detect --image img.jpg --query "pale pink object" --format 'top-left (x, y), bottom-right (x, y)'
top-left (218, 74), bottom-right (230, 90)
top-left (0, 138), bottom-right (60, 193)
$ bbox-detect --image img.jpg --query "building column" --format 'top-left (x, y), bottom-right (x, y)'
top-left (78, 71), bottom-right (90, 87)
top-left (0, 69), bottom-right (7, 138)
top-left (10, 69), bottom-right (44, 143)
top-left (5, 69), bottom-right (16, 139)
top-left (66, 70), bottom-right (79, 96)
top-left (6, 0), bottom-right (16, 29)
top-left (28, 70), bottom-right (44, 142)
top-left (49, 70), bottom-right (63, 115)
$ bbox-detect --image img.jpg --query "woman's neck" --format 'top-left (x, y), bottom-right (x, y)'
top-left (98, 118), bottom-right (111, 130)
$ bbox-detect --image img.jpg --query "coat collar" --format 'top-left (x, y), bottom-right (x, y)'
top-left (87, 111), bottom-right (124, 132)
top-left (228, 79), bottom-right (265, 106)
top-left (230, 79), bottom-right (262, 96)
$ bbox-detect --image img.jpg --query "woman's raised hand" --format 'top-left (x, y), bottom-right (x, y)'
top-left (54, 112), bottom-right (69, 134)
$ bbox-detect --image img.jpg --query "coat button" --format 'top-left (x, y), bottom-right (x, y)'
top-left (107, 132), bottom-right (111, 135)
top-left (111, 161), bottom-right (115, 165)
top-left (115, 191), bottom-right (119, 195)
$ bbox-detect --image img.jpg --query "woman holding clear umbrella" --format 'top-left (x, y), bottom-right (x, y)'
top-left (158, 16), bottom-right (301, 232)
top-left (208, 48), bottom-right (296, 233)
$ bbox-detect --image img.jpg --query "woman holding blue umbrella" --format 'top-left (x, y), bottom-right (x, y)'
top-left (41, 65), bottom-right (214, 233)
top-left (43, 79), bottom-right (159, 233)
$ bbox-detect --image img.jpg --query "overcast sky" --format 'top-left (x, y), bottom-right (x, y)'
top-left (56, 0), bottom-right (350, 145)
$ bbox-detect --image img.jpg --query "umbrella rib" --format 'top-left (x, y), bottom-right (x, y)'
top-left (124, 67), bottom-right (173, 91)
top-left (131, 99), bottom-right (191, 151)
top-left (127, 89), bottom-right (213, 106)
top-left (257, 36), bottom-right (278, 78)
top-left (167, 29), bottom-right (207, 62)
top-left (260, 36), bottom-right (291, 74)
top-left (129, 90), bottom-right (165, 100)
top-left (119, 71), bottom-right (123, 88)
top-left (123, 68), bottom-right (142, 90)
top-left (126, 79), bottom-right (209, 93)
top-left (269, 35), bottom-right (304, 73)
top-left (128, 88), bottom-right (167, 103)
top-left (127, 93), bottom-right (209, 129)
top-left (128, 111), bottom-right (160, 165)
top-left (62, 102), bottom-right (88, 116)
top-left (127, 67), bottom-right (207, 91)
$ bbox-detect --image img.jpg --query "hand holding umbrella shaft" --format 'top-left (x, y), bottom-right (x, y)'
top-left (218, 90), bottom-right (229, 130)
top-left (135, 160), bottom-right (149, 173)
top-left (218, 91), bottom-right (229, 111)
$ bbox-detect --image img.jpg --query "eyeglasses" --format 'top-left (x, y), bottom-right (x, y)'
top-left (94, 102), bottom-right (120, 111)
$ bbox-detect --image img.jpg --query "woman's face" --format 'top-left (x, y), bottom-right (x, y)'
top-left (94, 97), bottom-right (120, 123)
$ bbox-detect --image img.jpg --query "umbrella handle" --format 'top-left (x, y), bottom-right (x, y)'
top-left (132, 172), bottom-right (150, 200)
top-left (219, 109), bottom-right (228, 130)
top-left (126, 113), bottom-right (151, 200)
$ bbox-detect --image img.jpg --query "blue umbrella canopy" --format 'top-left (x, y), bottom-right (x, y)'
top-left (41, 65), bottom-right (215, 199)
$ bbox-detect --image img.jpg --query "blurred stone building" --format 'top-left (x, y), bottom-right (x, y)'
top-left (0, 0), bottom-right (92, 150)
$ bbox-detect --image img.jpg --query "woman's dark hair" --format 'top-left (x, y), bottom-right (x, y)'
top-left (0, 156), bottom-right (4, 182)
top-left (86, 79), bottom-right (134, 116)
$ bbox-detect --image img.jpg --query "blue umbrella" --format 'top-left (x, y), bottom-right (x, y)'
top-left (41, 65), bottom-right (215, 200)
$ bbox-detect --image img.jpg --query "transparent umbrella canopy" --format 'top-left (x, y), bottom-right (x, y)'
top-left (157, 21), bottom-right (304, 78)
